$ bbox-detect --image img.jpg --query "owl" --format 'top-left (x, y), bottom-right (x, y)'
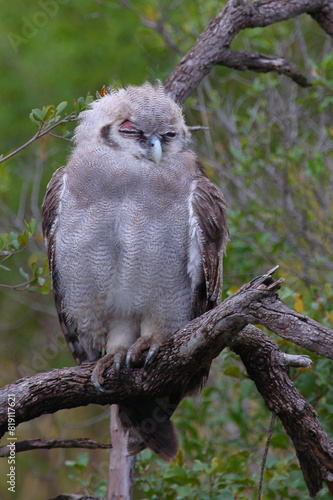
top-left (42, 82), bottom-right (229, 461)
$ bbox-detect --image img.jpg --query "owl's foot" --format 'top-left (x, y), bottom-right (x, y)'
top-left (125, 337), bottom-right (160, 372)
top-left (91, 339), bottom-right (160, 390)
top-left (91, 350), bottom-right (126, 392)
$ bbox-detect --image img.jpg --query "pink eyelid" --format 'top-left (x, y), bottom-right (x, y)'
top-left (119, 120), bottom-right (137, 131)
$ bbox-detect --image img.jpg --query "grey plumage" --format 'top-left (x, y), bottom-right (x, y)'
top-left (42, 82), bottom-right (229, 460)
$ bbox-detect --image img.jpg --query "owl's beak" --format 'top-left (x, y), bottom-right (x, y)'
top-left (149, 134), bottom-right (162, 166)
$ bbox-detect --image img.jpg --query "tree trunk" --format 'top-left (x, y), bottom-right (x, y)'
top-left (107, 405), bottom-right (136, 500)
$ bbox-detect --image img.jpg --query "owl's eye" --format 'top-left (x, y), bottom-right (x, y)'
top-left (119, 121), bottom-right (142, 137)
top-left (162, 131), bottom-right (176, 142)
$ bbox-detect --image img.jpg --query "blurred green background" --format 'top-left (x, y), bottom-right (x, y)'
top-left (1, 1), bottom-right (333, 499)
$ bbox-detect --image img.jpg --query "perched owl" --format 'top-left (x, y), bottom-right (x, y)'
top-left (42, 82), bottom-right (229, 461)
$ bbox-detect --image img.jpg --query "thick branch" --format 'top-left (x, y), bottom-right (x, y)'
top-left (164, 0), bottom-right (331, 103)
top-left (0, 269), bottom-right (332, 430)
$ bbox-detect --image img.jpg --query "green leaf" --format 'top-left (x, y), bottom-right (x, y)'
top-left (19, 267), bottom-right (30, 280)
top-left (37, 285), bottom-right (51, 295)
top-left (25, 219), bottom-right (37, 235)
top-left (74, 452), bottom-right (89, 470)
top-left (17, 229), bottom-right (30, 247)
top-left (44, 105), bottom-right (56, 121)
top-left (30, 108), bottom-right (45, 122)
top-left (176, 484), bottom-right (192, 498)
top-left (9, 233), bottom-right (20, 250)
top-left (64, 130), bottom-right (73, 139)
top-left (43, 259), bottom-right (50, 275)
top-left (0, 263), bottom-right (11, 271)
top-left (56, 101), bottom-right (68, 114)
top-left (64, 460), bottom-right (76, 467)
top-left (31, 261), bottom-right (40, 277)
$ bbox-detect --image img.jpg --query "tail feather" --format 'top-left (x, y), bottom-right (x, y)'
top-left (117, 365), bottom-right (212, 461)
top-left (118, 398), bottom-right (179, 462)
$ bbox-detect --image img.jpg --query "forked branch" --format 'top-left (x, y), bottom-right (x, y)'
top-left (164, 0), bottom-right (333, 103)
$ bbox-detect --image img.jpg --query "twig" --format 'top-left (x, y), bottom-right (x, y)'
top-left (47, 132), bottom-right (71, 141)
top-left (258, 413), bottom-right (276, 500)
top-left (187, 125), bottom-right (210, 131)
top-left (49, 495), bottom-right (104, 500)
top-left (0, 280), bottom-right (32, 291)
top-left (0, 438), bottom-right (111, 457)
top-left (0, 113), bottom-right (76, 165)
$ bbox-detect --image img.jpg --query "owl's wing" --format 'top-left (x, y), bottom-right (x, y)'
top-left (189, 163), bottom-right (229, 316)
top-left (42, 167), bottom-right (96, 365)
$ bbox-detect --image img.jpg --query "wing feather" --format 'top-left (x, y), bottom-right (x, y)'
top-left (189, 162), bottom-right (229, 316)
top-left (42, 167), bottom-right (95, 365)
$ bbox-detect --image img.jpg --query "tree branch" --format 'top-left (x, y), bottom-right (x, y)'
top-left (0, 113), bottom-right (76, 165)
top-left (229, 325), bottom-right (333, 497)
top-left (311, 2), bottom-right (333, 36)
top-left (164, 0), bottom-right (332, 103)
top-left (1, 268), bottom-right (333, 495)
top-left (217, 49), bottom-right (312, 87)
top-left (49, 495), bottom-right (103, 500)
top-left (0, 438), bottom-right (111, 457)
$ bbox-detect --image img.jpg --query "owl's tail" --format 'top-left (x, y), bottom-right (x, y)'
top-left (118, 398), bottom-right (179, 461)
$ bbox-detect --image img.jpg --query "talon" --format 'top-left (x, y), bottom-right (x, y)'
top-left (114, 352), bottom-right (122, 380)
top-left (126, 350), bottom-right (133, 373)
top-left (91, 359), bottom-right (113, 394)
top-left (144, 343), bottom-right (159, 368)
top-left (91, 376), bottom-right (110, 393)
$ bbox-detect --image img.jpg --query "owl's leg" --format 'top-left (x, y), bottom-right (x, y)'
top-left (125, 317), bottom-right (163, 371)
top-left (91, 318), bottom-right (140, 391)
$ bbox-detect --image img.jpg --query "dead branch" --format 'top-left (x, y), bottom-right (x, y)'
top-left (0, 438), bottom-right (111, 457)
top-left (164, 0), bottom-right (332, 103)
top-left (1, 268), bottom-right (333, 496)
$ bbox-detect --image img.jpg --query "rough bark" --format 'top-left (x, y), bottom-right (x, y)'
top-left (1, 269), bottom-right (333, 496)
top-left (311, 2), bottom-right (333, 35)
top-left (164, 0), bottom-right (332, 103)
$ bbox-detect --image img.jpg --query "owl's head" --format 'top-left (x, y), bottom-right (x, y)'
top-left (74, 82), bottom-right (190, 164)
